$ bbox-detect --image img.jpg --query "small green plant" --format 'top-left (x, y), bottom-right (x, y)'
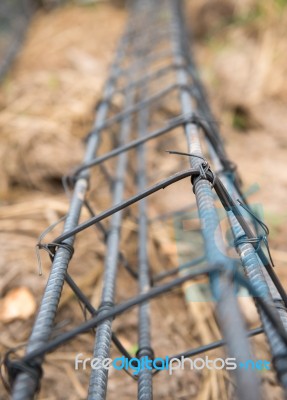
top-left (232, 106), bottom-right (250, 132)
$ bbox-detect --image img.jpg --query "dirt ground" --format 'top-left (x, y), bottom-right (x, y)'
top-left (0, 1), bottom-right (287, 399)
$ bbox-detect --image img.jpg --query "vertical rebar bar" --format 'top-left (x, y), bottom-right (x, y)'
top-left (12, 32), bottom-right (131, 400)
top-left (136, 3), bottom-right (153, 396)
top-left (87, 90), bottom-right (136, 399)
top-left (87, 9), bottom-right (149, 396)
top-left (169, 1), bottom-right (260, 398)
top-left (208, 143), bottom-right (287, 390)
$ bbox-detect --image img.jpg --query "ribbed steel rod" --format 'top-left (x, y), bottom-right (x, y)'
top-left (208, 143), bottom-right (287, 391)
top-left (136, 4), bottom-right (153, 397)
top-left (169, 0), bottom-right (260, 398)
top-left (88, 7), bottom-right (155, 398)
top-left (11, 27), bottom-right (132, 400)
top-left (87, 59), bottom-right (139, 400)
top-left (180, 0), bottom-right (287, 377)
top-left (87, 89), bottom-right (135, 399)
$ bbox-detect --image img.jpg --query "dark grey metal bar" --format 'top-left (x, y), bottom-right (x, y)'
top-left (87, 88), bottom-right (135, 399)
top-left (136, 3), bottom-right (154, 397)
top-left (208, 142), bottom-right (287, 389)
top-left (169, 0), bottom-right (260, 398)
top-left (11, 25), bottom-right (133, 400)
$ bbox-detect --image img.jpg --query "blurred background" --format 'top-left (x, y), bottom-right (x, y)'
top-left (0, 0), bottom-right (287, 399)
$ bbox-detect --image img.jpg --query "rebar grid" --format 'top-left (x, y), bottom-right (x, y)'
top-left (6, 0), bottom-right (287, 399)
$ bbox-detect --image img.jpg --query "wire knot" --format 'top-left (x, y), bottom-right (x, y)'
top-left (166, 150), bottom-right (216, 192)
top-left (36, 242), bottom-right (74, 276)
top-left (1, 350), bottom-right (42, 394)
top-left (37, 242), bottom-right (74, 261)
top-left (234, 200), bottom-right (274, 267)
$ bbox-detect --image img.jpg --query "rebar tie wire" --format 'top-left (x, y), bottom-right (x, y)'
top-left (7, 0), bottom-right (287, 399)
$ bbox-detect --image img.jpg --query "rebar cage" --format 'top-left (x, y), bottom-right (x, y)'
top-left (4, 0), bottom-right (287, 399)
